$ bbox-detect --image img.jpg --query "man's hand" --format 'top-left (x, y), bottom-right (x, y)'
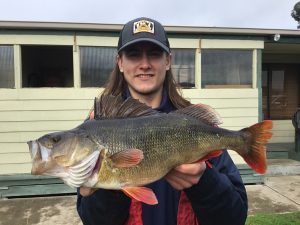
top-left (165, 161), bottom-right (206, 190)
top-left (80, 187), bottom-right (97, 197)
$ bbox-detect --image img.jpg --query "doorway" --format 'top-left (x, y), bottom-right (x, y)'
top-left (262, 64), bottom-right (300, 120)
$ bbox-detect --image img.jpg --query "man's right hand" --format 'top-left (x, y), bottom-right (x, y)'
top-left (79, 187), bottom-right (97, 197)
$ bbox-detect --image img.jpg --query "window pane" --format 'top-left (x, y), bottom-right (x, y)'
top-left (201, 49), bottom-right (252, 88)
top-left (270, 70), bottom-right (285, 119)
top-left (172, 49), bottom-right (195, 88)
top-left (80, 47), bottom-right (117, 87)
top-left (22, 45), bottom-right (73, 87)
top-left (0, 46), bottom-right (14, 88)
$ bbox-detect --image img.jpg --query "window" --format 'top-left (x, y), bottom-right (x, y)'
top-left (262, 64), bottom-right (300, 120)
top-left (172, 49), bottom-right (195, 88)
top-left (0, 45), bottom-right (14, 88)
top-left (201, 49), bottom-right (252, 88)
top-left (80, 47), bottom-right (117, 87)
top-left (22, 45), bottom-right (73, 87)
top-left (80, 47), bottom-right (195, 88)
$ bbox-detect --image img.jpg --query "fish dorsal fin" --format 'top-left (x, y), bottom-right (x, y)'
top-left (94, 94), bottom-right (157, 119)
top-left (173, 103), bottom-right (222, 126)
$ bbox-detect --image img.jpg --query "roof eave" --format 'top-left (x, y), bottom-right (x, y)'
top-left (0, 20), bottom-right (299, 36)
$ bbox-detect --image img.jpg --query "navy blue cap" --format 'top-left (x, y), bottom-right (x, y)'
top-left (117, 17), bottom-right (170, 53)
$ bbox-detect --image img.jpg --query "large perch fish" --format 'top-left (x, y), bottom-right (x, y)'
top-left (27, 95), bottom-right (272, 205)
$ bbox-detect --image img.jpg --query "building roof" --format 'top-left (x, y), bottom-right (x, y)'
top-left (0, 20), bottom-right (299, 37)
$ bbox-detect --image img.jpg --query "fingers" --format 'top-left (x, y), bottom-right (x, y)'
top-left (89, 111), bottom-right (95, 120)
top-left (80, 187), bottom-right (97, 196)
top-left (165, 172), bottom-right (193, 190)
top-left (165, 162), bottom-right (206, 190)
top-left (174, 162), bottom-right (206, 175)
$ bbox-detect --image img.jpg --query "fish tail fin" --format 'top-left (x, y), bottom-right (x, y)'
top-left (239, 120), bottom-right (273, 174)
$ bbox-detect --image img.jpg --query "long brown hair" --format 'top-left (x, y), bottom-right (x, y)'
top-left (100, 55), bottom-right (191, 110)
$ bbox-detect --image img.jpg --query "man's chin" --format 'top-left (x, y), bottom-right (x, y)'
top-left (128, 86), bottom-right (163, 97)
top-left (135, 87), bottom-right (162, 96)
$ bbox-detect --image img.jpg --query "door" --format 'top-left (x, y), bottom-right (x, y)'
top-left (262, 64), bottom-right (300, 120)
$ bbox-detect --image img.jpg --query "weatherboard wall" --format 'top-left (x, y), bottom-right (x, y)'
top-left (0, 88), bottom-right (260, 174)
top-left (0, 31), bottom-right (284, 175)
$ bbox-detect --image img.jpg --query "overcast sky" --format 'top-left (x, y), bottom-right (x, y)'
top-left (0, 0), bottom-right (299, 29)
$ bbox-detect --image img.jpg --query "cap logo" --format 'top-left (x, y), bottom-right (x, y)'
top-left (133, 20), bottom-right (154, 34)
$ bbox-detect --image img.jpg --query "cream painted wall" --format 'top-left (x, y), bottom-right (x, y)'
top-left (0, 32), bottom-right (272, 174)
top-left (0, 88), bottom-right (98, 174)
top-left (0, 88), bottom-right (261, 174)
top-left (0, 88), bottom-right (292, 174)
top-left (269, 120), bottom-right (295, 143)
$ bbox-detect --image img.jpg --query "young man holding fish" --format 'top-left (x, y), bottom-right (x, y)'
top-left (76, 17), bottom-right (250, 225)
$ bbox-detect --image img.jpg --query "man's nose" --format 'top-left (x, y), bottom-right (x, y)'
top-left (139, 53), bottom-right (151, 69)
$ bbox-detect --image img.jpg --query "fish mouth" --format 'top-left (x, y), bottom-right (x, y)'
top-left (27, 140), bottom-right (100, 187)
top-left (27, 140), bottom-right (51, 175)
top-left (28, 140), bottom-right (38, 159)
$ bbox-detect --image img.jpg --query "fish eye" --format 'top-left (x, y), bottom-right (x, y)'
top-left (51, 135), bottom-right (61, 143)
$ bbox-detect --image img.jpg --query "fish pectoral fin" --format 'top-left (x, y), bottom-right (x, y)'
top-left (121, 187), bottom-right (158, 205)
top-left (110, 148), bottom-right (144, 168)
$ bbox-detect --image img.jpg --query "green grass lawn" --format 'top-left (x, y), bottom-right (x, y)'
top-left (246, 212), bottom-right (300, 225)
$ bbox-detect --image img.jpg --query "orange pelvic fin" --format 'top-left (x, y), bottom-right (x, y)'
top-left (240, 120), bottom-right (273, 174)
top-left (122, 187), bottom-right (158, 205)
top-left (110, 149), bottom-right (144, 168)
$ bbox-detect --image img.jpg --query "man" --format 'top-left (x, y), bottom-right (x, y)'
top-left (77, 17), bottom-right (248, 225)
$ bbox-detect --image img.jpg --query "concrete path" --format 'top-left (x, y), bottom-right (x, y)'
top-left (247, 175), bottom-right (300, 215)
top-left (0, 175), bottom-right (299, 225)
top-left (0, 195), bottom-right (81, 225)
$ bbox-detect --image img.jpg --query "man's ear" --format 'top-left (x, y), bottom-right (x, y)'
top-left (117, 55), bottom-right (123, 72)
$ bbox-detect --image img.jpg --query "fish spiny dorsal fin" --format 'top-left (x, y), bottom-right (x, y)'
top-left (94, 94), bottom-right (157, 119)
top-left (173, 103), bottom-right (223, 126)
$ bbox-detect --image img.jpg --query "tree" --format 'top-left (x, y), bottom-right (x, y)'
top-left (291, 1), bottom-right (300, 29)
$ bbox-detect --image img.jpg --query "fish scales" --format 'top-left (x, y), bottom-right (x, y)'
top-left (78, 113), bottom-right (239, 187)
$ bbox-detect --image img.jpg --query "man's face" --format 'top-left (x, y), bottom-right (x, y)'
top-left (117, 42), bottom-right (171, 98)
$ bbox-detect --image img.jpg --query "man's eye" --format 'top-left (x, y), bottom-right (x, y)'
top-left (149, 51), bottom-right (163, 57)
top-left (126, 51), bottom-right (140, 57)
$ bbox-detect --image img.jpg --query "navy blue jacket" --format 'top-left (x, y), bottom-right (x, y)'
top-left (77, 92), bottom-right (248, 225)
